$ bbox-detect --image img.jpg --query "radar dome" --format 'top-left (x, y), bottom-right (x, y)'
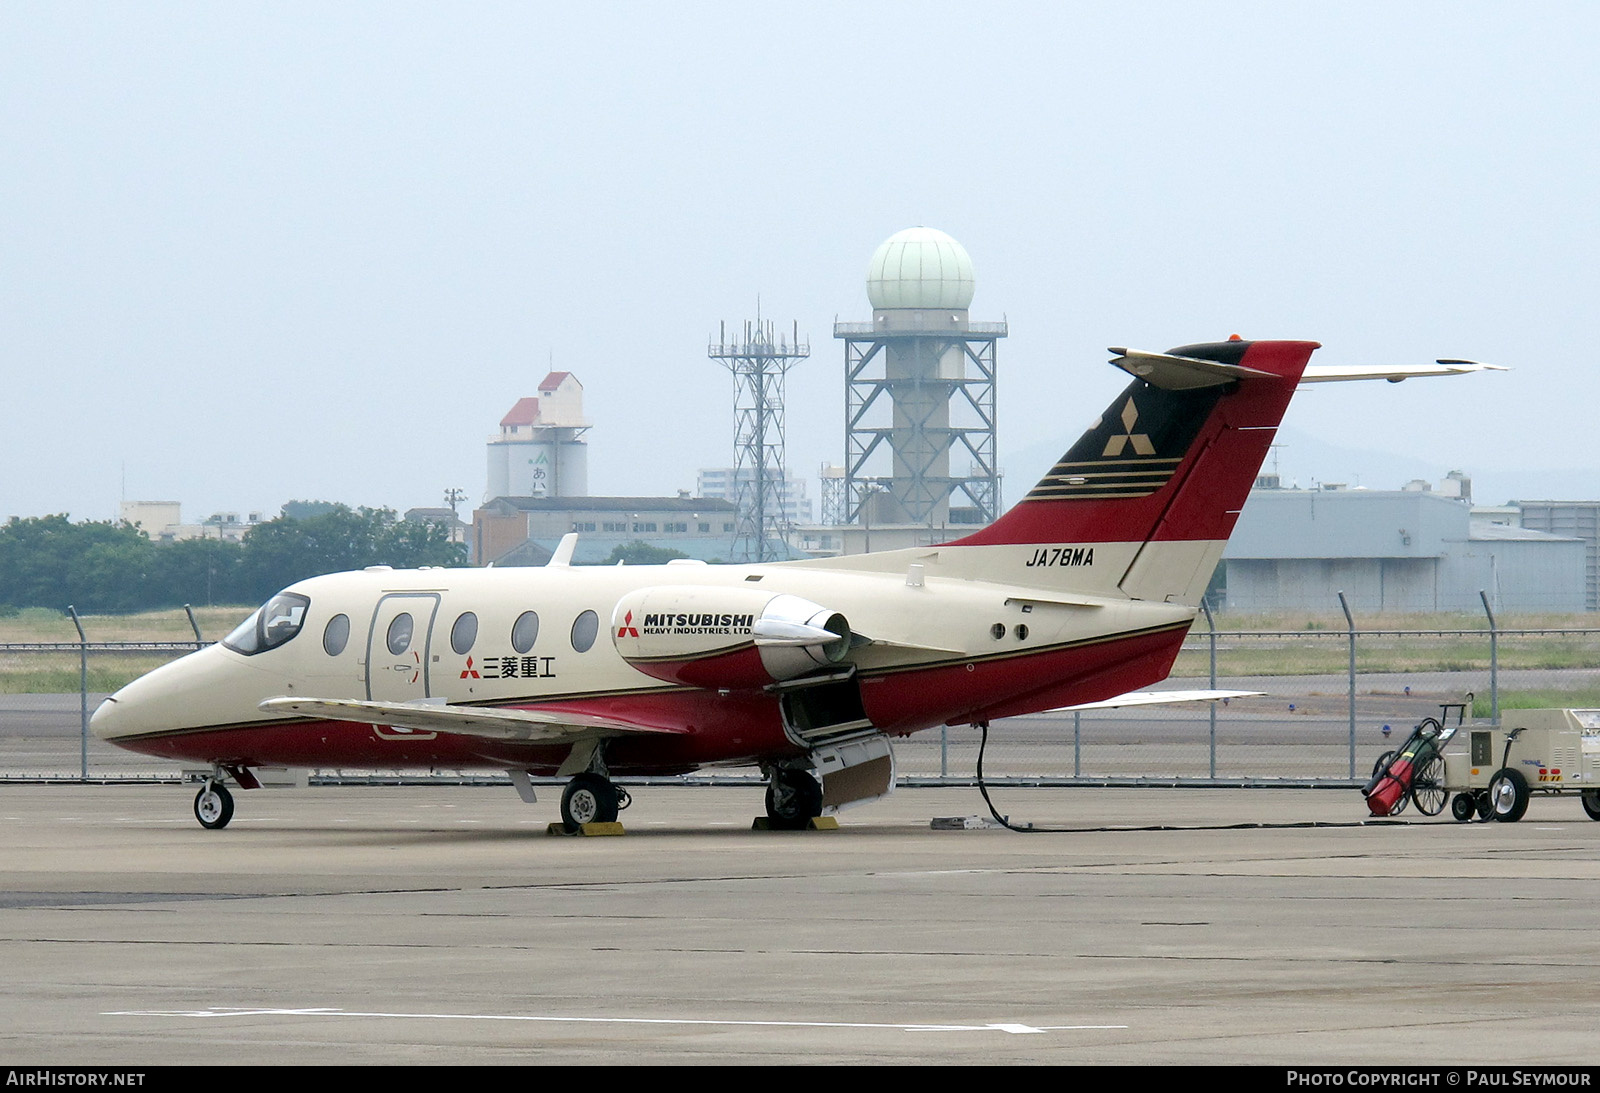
top-left (865, 227), bottom-right (975, 310)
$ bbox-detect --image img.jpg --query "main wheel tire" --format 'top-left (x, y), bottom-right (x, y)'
top-left (765, 769), bottom-right (823, 829)
top-left (193, 783), bottom-right (234, 830)
top-left (1411, 754), bottom-right (1448, 817)
top-left (1474, 791), bottom-right (1494, 821)
top-left (560, 773), bottom-right (619, 832)
top-left (1451, 793), bottom-right (1476, 823)
top-left (1582, 790), bottom-right (1600, 822)
top-left (1487, 767), bottom-right (1530, 823)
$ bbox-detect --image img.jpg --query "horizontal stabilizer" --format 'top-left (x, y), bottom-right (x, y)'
top-left (1052, 689), bottom-right (1264, 712)
top-left (1109, 348), bottom-right (1279, 390)
top-left (1300, 360), bottom-right (1506, 383)
top-left (258, 696), bottom-right (682, 742)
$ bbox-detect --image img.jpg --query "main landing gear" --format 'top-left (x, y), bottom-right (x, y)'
top-left (559, 773), bottom-right (631, 833)
top-left (764, 767), bottom-right (824, 830)
top-left (193, 779), bottom-right (235, 830)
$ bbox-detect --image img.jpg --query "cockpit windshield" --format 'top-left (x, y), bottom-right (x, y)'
top-left (222, 591), bottom-right (311, 655)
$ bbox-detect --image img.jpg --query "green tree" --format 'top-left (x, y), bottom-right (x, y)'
top-left (147, 536), bottom-right (247, 608)
top-left (280, 499), bottom-right (341, 520)
top-left (240, 505), bottom-right (465, 599)
top-left (0, 515), bottom-right (155, 612)
top-left (0, 506), bottom-right (466, 613)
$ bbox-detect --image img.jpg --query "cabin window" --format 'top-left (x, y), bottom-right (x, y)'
top-left (571, 610), bottom-right (599, 652)
top-left (386, 613), bottom-right (414, 655)
top-left (222, 591), bottom-right (311, 656)
top-left (322, 614), bottom-right (350, 656)
top-left (511, 611), bottom-right (540, 653)
top-left (450, 612), bottom-right (478, 655)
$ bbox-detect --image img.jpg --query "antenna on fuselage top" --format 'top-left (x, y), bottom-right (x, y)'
top-left (549, 532), bottom-right (578, 568)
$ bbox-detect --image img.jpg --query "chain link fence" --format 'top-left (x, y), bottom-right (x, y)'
top-left (3, 599), bottom-right (1597, 786)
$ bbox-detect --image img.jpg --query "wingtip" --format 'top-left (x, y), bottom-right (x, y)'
top-left (1437, 359), bottom-right (1509, 371)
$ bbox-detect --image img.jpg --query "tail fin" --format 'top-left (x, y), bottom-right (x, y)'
top-left (952, 339), bottom-right (1319, 603)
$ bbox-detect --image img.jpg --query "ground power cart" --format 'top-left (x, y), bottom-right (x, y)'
top-left (1439, 708), bottom-right (1600, 822)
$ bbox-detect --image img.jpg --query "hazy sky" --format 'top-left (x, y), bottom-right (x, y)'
top-left (4, 2), bottom-right (1596, 525)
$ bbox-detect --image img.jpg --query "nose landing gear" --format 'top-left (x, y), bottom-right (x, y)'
top-left (193, 780), bottom-right (234, 830)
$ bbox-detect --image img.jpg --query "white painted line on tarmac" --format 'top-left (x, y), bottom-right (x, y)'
top-left (103, 1006), bottom-right (1126, 1035)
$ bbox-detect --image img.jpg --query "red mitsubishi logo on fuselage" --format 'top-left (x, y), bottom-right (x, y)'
top-left (617, 610), bottom-right (640, 638)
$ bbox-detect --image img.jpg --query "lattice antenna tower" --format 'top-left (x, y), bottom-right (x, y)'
top-left (708, 315), bottom-right (810, 561)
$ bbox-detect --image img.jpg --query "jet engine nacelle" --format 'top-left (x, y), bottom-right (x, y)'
top-left (611, 586), bottom-right (852, 689)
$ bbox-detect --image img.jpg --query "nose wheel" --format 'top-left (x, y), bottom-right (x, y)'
top-left (193, 781), bottom-right (235, 830)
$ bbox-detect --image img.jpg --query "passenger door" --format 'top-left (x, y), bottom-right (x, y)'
top-left (365, 593), bottom-right (442, 702)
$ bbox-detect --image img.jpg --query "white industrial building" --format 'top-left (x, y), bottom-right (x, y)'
top-left (1220, 485), bottom-right (1587, 613)
top-left (485, 372), bottom-right (589, 500)
top-left (1515, 500), bottom-right (1600, 610)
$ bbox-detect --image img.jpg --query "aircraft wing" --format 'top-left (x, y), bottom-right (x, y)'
top-left (1300, 360), bottom-right (1506, 383)
top-left (257, 696), bottom-right (684, 743)
top-left (1052, 689), bottom-right (1264, 712)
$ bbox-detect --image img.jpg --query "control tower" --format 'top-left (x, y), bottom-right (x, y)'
top-left (833, 227), bottom-right (1005, 528)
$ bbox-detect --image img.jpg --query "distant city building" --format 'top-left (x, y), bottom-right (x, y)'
top-left (696, 467), bottom-right (813, 525)
top-left (486, 372), bottom-right (590, 501)
top-left (119, 501), bottom-right (261, 543)
top-left (473, 495), bottom-right (739, 566)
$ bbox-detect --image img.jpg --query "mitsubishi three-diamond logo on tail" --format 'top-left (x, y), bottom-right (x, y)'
top-left (1022, 383), bottom-right (1225, 503)
top-left (1101, 398), bottom-right (1155, 457)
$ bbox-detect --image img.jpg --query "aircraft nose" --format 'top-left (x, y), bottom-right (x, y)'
top-left (89, 643), bottom-right (269, 747)
top-left (90, 656), bottom-right (193, 741)
top-left (90, 694), bottom-right (129, 741)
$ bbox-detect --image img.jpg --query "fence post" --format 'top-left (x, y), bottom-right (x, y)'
top-left (1073, 710), bottom-right (1081, 778)
top-left (184, 603), bottom-right (204, 651)
top-left (1337, 591), bottom-right (1356, 779)
top-left (1479, 589), bottom-right (1499, 724)
top-left (68, 605), bottom-right (86, 780)
top-left (1201, 598), bottom-right (1218, 779)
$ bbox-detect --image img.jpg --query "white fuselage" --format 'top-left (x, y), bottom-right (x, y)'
top-left (91, 545), bottom-right (1199, 774)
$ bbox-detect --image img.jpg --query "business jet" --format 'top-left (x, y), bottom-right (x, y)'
top-left (91, 339), bottom-right (1500, 832)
